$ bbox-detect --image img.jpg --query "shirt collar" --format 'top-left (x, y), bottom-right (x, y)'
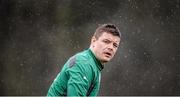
top-left (88, 48), bottom-right (104, 71)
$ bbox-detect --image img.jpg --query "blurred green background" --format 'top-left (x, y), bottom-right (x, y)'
top-left (0, 0), bottom-right (180, 96)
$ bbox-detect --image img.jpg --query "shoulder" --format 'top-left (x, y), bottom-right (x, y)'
top-left (67, 50), bottom-right (92, 68)
top-left (66, 51), bottom-right (94, 77)
top-left (75, 50), bottom-right (92, 64)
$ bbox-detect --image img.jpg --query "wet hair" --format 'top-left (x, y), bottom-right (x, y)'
top-left (93, 23), bottom-right (121, 39)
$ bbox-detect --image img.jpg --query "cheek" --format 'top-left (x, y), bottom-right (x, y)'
top-left (95, 42), bottom-right (102, 48)
top-left (94, 43), bottom-right (103, 54)
top-left (113, 49), bottom-right (118, 54)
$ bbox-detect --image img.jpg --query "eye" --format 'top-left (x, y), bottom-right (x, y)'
top-left (103, 39), bottom-right (110, 44)
top-left (113, 43), bottom-right (118, 48)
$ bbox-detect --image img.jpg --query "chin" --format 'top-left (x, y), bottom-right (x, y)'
top-left (101, 58), bottom-right (111, 63)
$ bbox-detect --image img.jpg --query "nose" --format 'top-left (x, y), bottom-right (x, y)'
top-left (107, 43), bottom-right (114, 51)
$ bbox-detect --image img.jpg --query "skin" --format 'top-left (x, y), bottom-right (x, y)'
top-left (90, 32), bottom-right (121, 64)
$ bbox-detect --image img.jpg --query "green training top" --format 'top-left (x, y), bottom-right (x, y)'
top-left (47, 48), bottom-right (104, 96)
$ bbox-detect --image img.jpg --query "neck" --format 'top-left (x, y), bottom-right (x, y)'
top-left (89, 46), bottom-right (106, 64)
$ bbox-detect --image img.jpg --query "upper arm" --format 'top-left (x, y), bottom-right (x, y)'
top-left (66, 61), bottom-right (93, 96)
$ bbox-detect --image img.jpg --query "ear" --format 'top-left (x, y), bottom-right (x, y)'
top-left (90, 36), bottom-right (97, 48)
top-left (91, 36), bottom-right (96, 44)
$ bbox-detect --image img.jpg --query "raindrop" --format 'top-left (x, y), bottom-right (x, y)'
top-left (171, 57), bottom-right (175, 61)
top-left (20, 63), bottom-right (24, 66)
top-left (151, 85), bottom-right (156, 89)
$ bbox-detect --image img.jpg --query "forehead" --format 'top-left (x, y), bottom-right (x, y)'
top-left (99, 32), bottom-right (120, 42)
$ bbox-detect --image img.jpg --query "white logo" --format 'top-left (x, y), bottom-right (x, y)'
top-left (83, 76), bottom-right (87, 80)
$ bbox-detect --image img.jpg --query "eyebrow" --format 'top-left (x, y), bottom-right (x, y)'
top-left (104, 38), bottom-right (119, 42)
top-left (103, 39), bottom-right (119, 45)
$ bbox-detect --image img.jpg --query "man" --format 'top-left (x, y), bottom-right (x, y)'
top-left (47, 23), bottom-right (121, 96)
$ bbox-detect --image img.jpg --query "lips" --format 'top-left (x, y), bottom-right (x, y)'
top-left (104, 52), bottom-right (112, 57)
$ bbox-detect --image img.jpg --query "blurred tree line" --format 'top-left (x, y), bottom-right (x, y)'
top-left (0, 0), bottom-right (180, 96)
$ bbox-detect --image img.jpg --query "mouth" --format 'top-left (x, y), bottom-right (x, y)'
top-left (104, 52), bottom-right (112, 57)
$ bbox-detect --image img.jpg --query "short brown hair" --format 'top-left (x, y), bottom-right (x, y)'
top-left (93, 23), bottom-right (121, 39)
